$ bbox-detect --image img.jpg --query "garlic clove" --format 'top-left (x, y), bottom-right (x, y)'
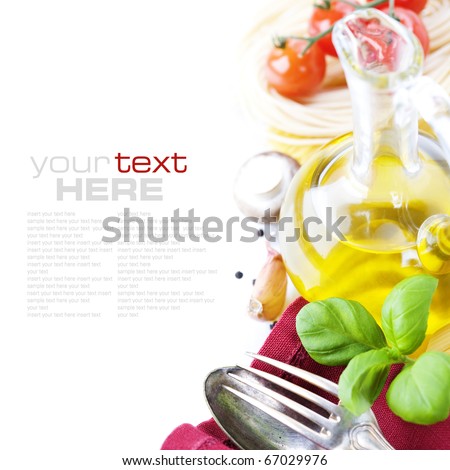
top-left (248, 244), bottom-right (287, 321)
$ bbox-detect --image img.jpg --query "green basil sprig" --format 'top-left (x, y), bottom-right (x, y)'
top-left (381, 275), bottom-right (438, 355)
top-left (338, 349), bottom-right (394, 416)
top-left (296, 298), bottom-right (386, 365)
top-left (387, 352), bottom-right (450, 425)
top-left (296, 274), bottom-right (450, 425)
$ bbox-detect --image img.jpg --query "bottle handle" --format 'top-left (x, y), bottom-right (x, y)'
top-left (412, 76), bottom-right (450, 160)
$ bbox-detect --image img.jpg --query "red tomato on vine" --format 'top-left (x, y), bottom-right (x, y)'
top-left (266, 38), bottom-right (327, 99)
top-left (376, 0), bottom-right (428, 14)
top-left (381, 6), bottom-right (430, 55)
top-left (308, 1), bottom-right (357, 57)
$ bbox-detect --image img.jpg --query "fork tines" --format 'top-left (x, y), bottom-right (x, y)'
top-left (246, 352), bottom-right (339, 396)
top-left (223, 353), bottom-right (342, 449)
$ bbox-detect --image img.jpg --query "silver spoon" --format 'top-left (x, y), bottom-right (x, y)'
top-left (204, 355), bottom-right (392, 450)
top-left (204, 366), bottom-right (324, 450)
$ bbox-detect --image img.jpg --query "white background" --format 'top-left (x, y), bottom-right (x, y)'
top-left (0, 0), bottom-right (301, 468)
top-left (0, 2), bottom-right (448, 469)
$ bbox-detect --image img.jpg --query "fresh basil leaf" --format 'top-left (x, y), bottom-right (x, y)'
top-left (296, 298), bottom-right (387, 366)
top-left (381, 275), bottom-right (438, 355)
top-left (387, 352), bottom-right (450, 425)
top-left (338, 349), bottom-right (395, 416)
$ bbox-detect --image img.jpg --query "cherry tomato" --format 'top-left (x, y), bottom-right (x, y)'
top-left (266, 39), bottom-right (327, 99)
top-left (376, 0), bottom-right (428, 15)
top-left (381, 6), bottom-right (430, 55)
top-left (308, 1), bottom-right (356, 57)
top-left (347, 17), bottom-right (402, 71)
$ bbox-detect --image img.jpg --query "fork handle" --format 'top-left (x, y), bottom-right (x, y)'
top-left (349, 424), bottom-right (394, 450)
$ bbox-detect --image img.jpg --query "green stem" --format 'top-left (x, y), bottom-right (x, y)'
top-left (341, 0), bottom-right (390, 9)
top-left (388, 0), bottom-right (395, 16)
top-left (304, 25), bottom-right (334, 53)
top-left (314, 0), bottom-right (332, 10)
top-left (384, 347), bottom-right (416, 365)
top-left (274, 24), bottom-right (334, 54)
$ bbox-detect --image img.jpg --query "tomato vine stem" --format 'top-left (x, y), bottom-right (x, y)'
top-left (340, 0), bottom-right (392, 8)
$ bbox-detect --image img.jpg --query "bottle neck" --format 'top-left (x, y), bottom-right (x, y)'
top-left (349, 75), bottom-right (421, 179)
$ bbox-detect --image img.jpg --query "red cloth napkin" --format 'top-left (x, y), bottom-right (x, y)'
top-left (161, 297), bottom-right (450, 450)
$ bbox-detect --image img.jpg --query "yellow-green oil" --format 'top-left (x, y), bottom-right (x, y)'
top-left (280, 139), bottom-right (450, 337)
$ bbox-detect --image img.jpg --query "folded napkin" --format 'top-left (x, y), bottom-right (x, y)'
top-left (161, 297), bottom-right (450, 450)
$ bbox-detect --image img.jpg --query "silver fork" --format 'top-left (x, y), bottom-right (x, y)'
top-left (224, 353), bottom-right (393, 450)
